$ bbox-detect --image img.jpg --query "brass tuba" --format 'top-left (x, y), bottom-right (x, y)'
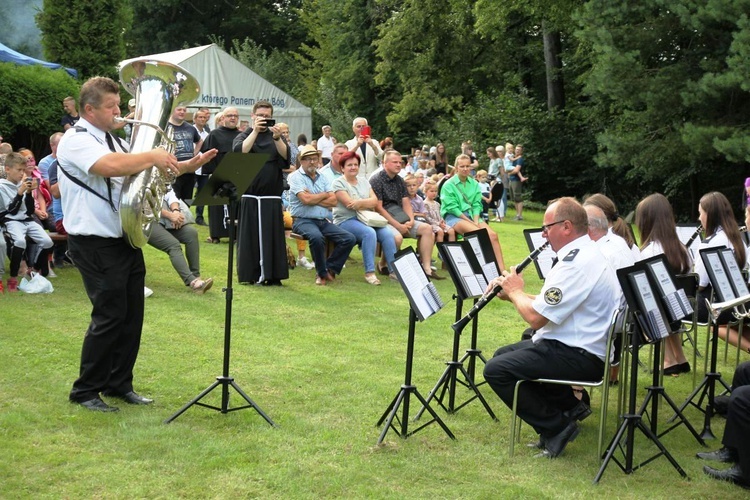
top-left (116, 58), bottom-right (200, 248)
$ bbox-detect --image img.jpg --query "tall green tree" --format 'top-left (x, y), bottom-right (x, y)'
top-left (125, 0), bottom-right (305, 57)
top-left (36, 0), bottom-right (132, 79)
top-left (576, 0), bottom-right (750, 216)
top-left (298, 0), bottom-right (391, 140)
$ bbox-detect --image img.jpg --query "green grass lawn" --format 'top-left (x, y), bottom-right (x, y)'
top-left (1, 211), bottom-right (744, 498)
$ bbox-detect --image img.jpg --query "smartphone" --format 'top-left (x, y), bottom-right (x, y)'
top-left (264, 118), bottom-right (276, 128)
top-left (361, 125), bottom-right (371, 137)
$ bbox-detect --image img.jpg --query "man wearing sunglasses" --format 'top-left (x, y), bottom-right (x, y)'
top-left (483, 197), bottom-right (619, 459)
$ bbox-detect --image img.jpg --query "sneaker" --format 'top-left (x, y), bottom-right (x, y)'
top-left (144, 286), bottom-right (154, 298)
top-left (296, 256), bottom-right (315, 270)
top-left (190, 277), bottom-right (214, 294)
top-left (47, 267), bottom-right (57, 278)
top-left (7, 277), bottom-right (18, 293)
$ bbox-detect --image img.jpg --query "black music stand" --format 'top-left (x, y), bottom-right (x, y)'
top-left (595, 263), bottom-right (688, 483)
top-left (376, 248), bottom-right (455, 444)
top-left (165, 153), bottom-right (276, 426)
top-left (672, 247), bottom-right (747, 439)
top-left (413, 242), bottom-right (497, 421)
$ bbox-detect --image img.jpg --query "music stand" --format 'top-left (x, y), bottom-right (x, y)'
top-left (672, 246), bottom-right (748, 439)
top-left (165, 152), bottom-right (276, 426)
top-left (413, 241), bottom-right (497, 421)
top-left (595, 262), bottom-right (688, 483)
top-left (522, 228), bottom-right (556, 280)
top-left (376, 248), bottom-right (455, 444)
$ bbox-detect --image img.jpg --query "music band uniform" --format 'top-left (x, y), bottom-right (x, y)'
top-left (57, 116), bottom-right (146, 405)
top-left (483, 235), bottom-right (618, 445)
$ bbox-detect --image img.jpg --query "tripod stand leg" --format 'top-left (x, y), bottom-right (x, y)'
top-left (594, 415), bottom-right (631, 483)
top-left (229, 380), bottom-right (277, 427)
top-left (457, 366), bottom-right (497, 420)
top-left (659, 390), bottom-right (705, 445)
top-left (164, 379), bottom-right (222, 424)
top-left (413, 364), bottom-right (454, 421)
top-left (377, 389), bottom-right (407, 444)
top-left (412, 389), bottom-right (455, 440)
top-left (635, 420), bottom-right (687, 477)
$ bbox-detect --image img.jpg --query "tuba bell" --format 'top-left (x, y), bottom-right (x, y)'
top-left (116, 58), bottom-right (200, 248)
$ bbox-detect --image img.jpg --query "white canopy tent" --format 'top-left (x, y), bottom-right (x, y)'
top-left (124, 44), bottom-right (312, 140)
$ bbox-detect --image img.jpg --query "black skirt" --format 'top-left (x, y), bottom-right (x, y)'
top-left (236, 195), bottom-right (289, 284)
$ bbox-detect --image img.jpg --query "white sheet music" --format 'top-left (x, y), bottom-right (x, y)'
top-left (648, 260), bottom-right (685, 321)
top-left (467, 236), bottom-right (485, 266)
top-left (482, 262), bottom-right (499, 282)
top-left (446, 245), bottom-right (485, 297)
top-left (676, 225), bottom-right (702, 260)
top-left (720, 248), bottom-right (750, 297)
top-left (633, 271), bottom-right (670, 340)
top-left (706, 252), bottom-right (737, 301)
top-left (525, 230), bottom-right (556, 280)
top-left (392, 251), bottom-right (443, 320)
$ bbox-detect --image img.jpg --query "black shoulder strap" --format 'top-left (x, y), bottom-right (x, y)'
top-left (58, 126), bottom-right (118, 212)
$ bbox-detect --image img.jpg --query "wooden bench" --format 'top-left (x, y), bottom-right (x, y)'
top-left (289, 232), bottom-right (335, 261)
top-left (47, 232), bottom-right (68, 243)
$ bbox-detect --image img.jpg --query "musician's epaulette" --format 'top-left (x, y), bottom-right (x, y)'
top-left (563, 249), bottom-right (579, 262)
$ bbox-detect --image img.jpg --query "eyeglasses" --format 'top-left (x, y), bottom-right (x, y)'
top-left (541, 220), bottom-right (567, 233)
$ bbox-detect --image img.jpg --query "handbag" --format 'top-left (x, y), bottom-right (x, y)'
top-left (356, 209), bottom-right (388, 227)
top-left (385, 204), bottom-right (410, 224)
top-left (161, 199), bottom-right (195, 229)
top-left (19, 272), bottom-right (54, 294)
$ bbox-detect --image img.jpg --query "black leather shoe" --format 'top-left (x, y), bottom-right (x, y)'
top-left (564, 400), bottom-right (592, 422)
top-left (536, 420), bottom-right (580, 458)
top-left (75, 397), bottom-right (119, 412)
top-left (703, 464), bottom-right (750, 489)
top-left (103, 391), bottom-right (153, 405)
top-left (697, 447), bottom-right (739, 463)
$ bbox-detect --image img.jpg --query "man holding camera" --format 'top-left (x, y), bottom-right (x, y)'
top-left (232, 100), bottom-right (289, 285)
top-left (345, 117), bottom-right (382, 179)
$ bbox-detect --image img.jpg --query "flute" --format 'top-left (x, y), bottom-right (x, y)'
top-left (451, 241), bottom-right (551, 333)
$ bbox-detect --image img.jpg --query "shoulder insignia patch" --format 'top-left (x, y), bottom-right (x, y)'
top-left (562, 249), bottom-right (579, 262)
top-left (544, 287), bottom-right (563, 305)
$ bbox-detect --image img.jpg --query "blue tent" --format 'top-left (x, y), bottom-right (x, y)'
top-left (0, 42), bottom-right (77, 78)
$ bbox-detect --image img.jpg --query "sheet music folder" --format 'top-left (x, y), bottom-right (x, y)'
top-left (192, 152), bottom-right (269, 207)
top-left (391, 247), bottom-right (444, 321)
top-left (437, 241), bottom-right (488, 299)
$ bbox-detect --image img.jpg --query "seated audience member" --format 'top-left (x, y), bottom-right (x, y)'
top-left (370, 149), bottom-right (443, 280)
top-left (18, 148), bottom-right (54, 231)
top-left (319, 143), bottom-right (348, 185)
top-left (332, 151), bottom-right (399, 284)
top-left (47, 155), bottom-right (71, 268)
top-left (282, 189), bottom-right (314, 270)
top-left (440, 154), bottom-right (506, 270)
top-left (483, 197), bottom-right (619, 458)
top-left (0, 153), bottom-right (54, 291)
top-left (422, 180), bottom-right (454, 244)
top-left (697, 360), bottom-right (750, 489)
top-left (404, 174), bottom-right (426, 221)
top-left (289, 145), bottom-right (356, 285)
top-left (147, 190), bottom-right (213, 294)
top-left (635, 193), bottom-right (693, 374)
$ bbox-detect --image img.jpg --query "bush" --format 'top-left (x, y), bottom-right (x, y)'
top-left (0, 62), bottom-right (79, 157)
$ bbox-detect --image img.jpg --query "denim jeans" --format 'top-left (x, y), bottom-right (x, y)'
top-left (339, 218), bottom-right (398, 273)
top-left (292, 217), bottom-right (356, 278)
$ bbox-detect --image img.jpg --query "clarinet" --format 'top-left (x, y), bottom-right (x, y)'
top-left (684, 225), bottom-right (703, 249)
top-left (451, 241), bottom-right (551, 333)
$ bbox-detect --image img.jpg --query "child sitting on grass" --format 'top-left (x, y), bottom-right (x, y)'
top-left (0, 153), bottom-right (54, 292)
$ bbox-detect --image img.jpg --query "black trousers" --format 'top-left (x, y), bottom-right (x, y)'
top-left (724, 361), bottom-right (750, 482)
top-left (67, 235), bottom-right (145, 402)
top-left (483, 339), bottom-right (604, 438)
